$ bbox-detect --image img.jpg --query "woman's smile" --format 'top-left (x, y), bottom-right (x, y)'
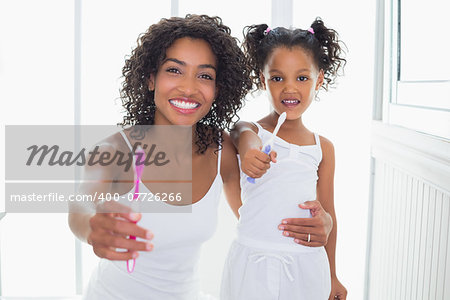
top-left (168, 97), bottom-right (201, 113)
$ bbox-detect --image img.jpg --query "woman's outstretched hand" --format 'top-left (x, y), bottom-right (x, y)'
top-left (278, 200), bottom-right (333, 247)
top-left (88, 201), bottom-right (154, 260)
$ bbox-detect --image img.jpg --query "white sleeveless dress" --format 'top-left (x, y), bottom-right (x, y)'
top-left (83, 131), bottom-right (223, 300)
top-left (220, 123), bottom-right (331, 300)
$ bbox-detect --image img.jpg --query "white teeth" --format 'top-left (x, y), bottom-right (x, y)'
top-left (169, 100), bottom-right (199, 109)
top-left (282, 99), bottom-right (299, 104)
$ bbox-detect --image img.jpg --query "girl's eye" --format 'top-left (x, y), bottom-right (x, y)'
top-left (199, 73), bottom-right (214, 80)
top-left (297, 76), bottom-right (308, 81)
top-left (166, 67), bottom-right (181, 74)
top-left (270, 76), bottom-right (282, 82)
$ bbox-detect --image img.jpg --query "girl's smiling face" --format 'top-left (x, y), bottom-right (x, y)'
top-left (149, 37), bottom-right (217, 126)
top-left (261, 46), bottom-right (324, 120)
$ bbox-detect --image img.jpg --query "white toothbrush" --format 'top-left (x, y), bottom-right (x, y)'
top-left (247, 112), bottom-right (287, 183)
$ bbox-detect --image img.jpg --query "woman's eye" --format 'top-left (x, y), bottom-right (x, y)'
top-left (297, 76), bottom-right (308, 81)
top-left (271, 76), bottom-right (282, 82)
top-left (199, 74), bottom-right (214, 80)
top-left (166, 67), bottom-right (181, 74)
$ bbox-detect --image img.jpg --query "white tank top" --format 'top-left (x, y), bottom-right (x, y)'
top-left (237, 122), bottom-right (322, 251)
top-left (84, 131), bottom-right (223, 300)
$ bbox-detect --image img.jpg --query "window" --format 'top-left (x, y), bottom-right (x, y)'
top-left (382, 0), bottom-right (450, 139)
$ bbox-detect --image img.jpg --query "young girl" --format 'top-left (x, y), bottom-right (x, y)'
top-left (221, 19), bottom-right (347, 299)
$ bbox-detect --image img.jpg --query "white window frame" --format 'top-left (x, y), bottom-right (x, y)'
top-left (381, 0), bottom-right (450, 139)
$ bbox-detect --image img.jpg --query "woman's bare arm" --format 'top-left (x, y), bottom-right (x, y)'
top-left (68, 143), bottom-right (152, 260)
top-left (220, 132), bottom-right (242, 218)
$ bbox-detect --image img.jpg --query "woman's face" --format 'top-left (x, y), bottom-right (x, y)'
top-left (149, 37), bottom-right (218, 126)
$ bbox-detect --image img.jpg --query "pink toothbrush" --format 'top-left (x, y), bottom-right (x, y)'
top-left (127, 146), bottom-right (145, 273)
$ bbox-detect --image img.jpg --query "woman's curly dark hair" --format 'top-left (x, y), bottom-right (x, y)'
top-left (243, 17), bottom-right (346, 91)
top-left (119, 14), bottom-right (252, 153)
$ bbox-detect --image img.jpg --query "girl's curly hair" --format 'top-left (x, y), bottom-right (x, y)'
top-left (119, 14), bottom-right (252, 153)
top-left (243, 18), bottom-right (346, 91)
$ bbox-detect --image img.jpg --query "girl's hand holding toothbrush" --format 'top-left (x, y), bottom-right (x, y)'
top-left (240, 147), bottom-right (277, 179)
top-left (245, 112), bottom-right (286, 183)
